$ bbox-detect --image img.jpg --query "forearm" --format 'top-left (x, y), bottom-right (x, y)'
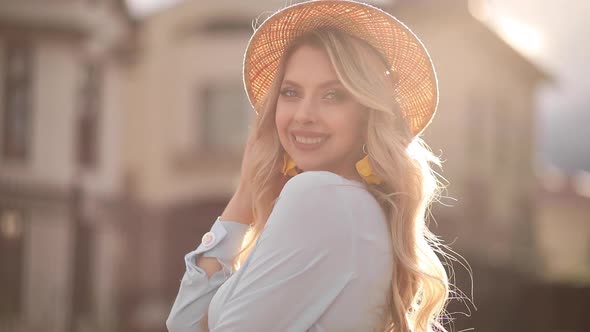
top-left (167, 217), bottom-right (250, 331)
top-left (197, 192), bottom-right (251, 277)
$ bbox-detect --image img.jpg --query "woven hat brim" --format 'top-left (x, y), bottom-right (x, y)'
top-left (243, 0), bottom-right (439, 137)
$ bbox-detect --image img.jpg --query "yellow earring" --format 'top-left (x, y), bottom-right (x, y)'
top-left (282, 153), bottom-right (301, 177)
top-left (355, 145), bottom-right (383, 185)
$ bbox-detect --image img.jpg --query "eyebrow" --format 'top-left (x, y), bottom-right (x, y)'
top-left (281, 79), bottom-right (342, 89)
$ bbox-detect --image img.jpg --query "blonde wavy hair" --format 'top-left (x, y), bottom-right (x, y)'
top-left (202, 28), bottom-right (459, 332)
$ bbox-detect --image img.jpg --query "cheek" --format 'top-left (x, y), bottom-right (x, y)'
top-left (336, 122), bottom-right (360, 145)
top-left (332, 111), bottom-right (366, 142)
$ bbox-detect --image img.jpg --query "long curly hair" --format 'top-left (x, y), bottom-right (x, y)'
top-left (202, 28), bottom-right (459, 332)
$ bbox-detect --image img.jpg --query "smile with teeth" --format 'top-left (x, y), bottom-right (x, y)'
top-left (294, 135), bottom-right (326, 144)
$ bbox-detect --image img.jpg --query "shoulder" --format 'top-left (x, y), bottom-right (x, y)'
top-left (270, 171), bottom-right (369, 231)
top-left (274, 171), bottom-right (384, 231)
top-left (263, 172), bottom-right (360, 255)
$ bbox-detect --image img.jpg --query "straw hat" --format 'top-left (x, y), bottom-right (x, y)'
top-left (242, 0), bottom-right (439, 137)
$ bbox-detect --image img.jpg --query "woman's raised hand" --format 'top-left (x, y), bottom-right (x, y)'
top-left (220, 127), bottom-right (258, 225)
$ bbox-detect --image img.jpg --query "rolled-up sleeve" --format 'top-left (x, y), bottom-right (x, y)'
top-left (211, 172), bottom-right (358, 331)
top-left (166, 217), bottom-right (250, 332)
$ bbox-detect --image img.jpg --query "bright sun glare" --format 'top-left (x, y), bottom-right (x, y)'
top-left (468, 0), bottom-right (544, 59)
top-left (126, 0), bottom-right (186, 17)
top-left (493, 15), bottom-right (543, 57)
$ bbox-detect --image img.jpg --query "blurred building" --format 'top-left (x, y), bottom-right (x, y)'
top-left (521, 167), bottom-right (590, 332)
top-left (535, 168), bottom-right (590, 283)
top-left (394, 0), bottom-right (548, 268)
top-left (392, 1), bottom-right (550, 331)
top-left (0, 0), bottom-right (132, 331)
top-left (0, 0), bottom-right (564, 332)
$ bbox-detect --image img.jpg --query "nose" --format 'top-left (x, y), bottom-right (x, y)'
top-left (293, 96), bottom-right (317, 124)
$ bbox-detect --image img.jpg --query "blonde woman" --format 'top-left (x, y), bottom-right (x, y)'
top-left (167, 1), bottom-right (455, 331)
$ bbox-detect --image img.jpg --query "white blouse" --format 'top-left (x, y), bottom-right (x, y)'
top-left (166, 171), bottom-right (393, 331)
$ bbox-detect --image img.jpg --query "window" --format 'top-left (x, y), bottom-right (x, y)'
top-left (2, 41), bottom-right (33, 161)
top-left (0, 208), bottom-right (26, 317)
top-left (199, 83), bottom-right (253, 155)
top-left (76, 62), bottom-right (102, 168)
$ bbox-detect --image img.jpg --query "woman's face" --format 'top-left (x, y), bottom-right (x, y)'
top-left (275, 44), bottom-right (367, 179)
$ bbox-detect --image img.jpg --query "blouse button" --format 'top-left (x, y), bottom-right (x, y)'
top-left (202, 232), bottom-right (216, 247)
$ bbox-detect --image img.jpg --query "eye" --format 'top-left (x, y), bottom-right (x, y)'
top-left (279, 87), bottom-right (298, 98)
top-left (323, 89), bottom-right (347, 102)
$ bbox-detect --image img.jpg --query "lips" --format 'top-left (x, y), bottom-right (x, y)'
top-left (288, 129), bottom-right (329, 151)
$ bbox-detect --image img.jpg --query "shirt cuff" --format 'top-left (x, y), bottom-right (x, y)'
top-left (184, 217), bottom-right (250, 273)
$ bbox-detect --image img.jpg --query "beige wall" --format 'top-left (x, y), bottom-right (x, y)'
top-left (92, 220), bottom-right (124, 332)
top-left (126, 34), bottom-right (251, 203)
top-left (536, 200), bottom-right (590, 279)
top-left (397, 2), bottom-right (540, 192)
top-left (81, 61), bottom-right (127, 197)
top-left (0, 37), bottom-right (127, 201)
top-left (0, 1), bottom-right (129, 193)
top-left (123, 0), bottom-right (281, 204)
top-left (0, 39), bottom-right (79, 190)
top-left (24, 205), bottom-right (74, 332)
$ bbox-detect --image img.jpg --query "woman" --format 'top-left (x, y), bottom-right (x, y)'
top-left (167, 1), bottom-right (454, 331)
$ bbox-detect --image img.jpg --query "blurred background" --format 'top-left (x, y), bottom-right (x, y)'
top-left (0, 0), bottom-right (588, 331)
